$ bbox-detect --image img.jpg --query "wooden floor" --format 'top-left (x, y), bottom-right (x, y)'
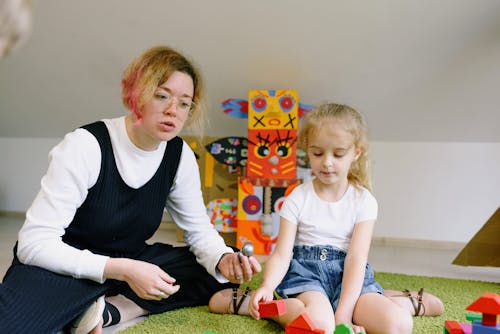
top-left (1, 214), bottom-right (499, 333)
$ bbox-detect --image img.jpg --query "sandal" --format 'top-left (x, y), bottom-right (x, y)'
top-left (232, 287), bottom-right (251, 314)
top-left (208, 287), bottom-right (251, 315)
top-left (387, 288), bottom-right (444, 317)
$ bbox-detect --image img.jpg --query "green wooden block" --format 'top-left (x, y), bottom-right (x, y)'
top-left (334, 323), bottom-right (354, 334)
top-left (465, 312), bottom-right (482, 322)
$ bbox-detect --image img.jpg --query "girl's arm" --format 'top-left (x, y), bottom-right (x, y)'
top-left (249, 217), bottom-right (297, 318)
top-left (334, 219), bottom-right (375, 325)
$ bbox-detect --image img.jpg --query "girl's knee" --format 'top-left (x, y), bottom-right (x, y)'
top-left (354, 294), bottom-right (413, 334)
top-left (285, 297), bottom-right (306, 313)
top-left (382, 311), bottom-right (413, 334)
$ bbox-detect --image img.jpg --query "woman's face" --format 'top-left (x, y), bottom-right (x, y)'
top-left (131, 71), bottom-right (194, 150)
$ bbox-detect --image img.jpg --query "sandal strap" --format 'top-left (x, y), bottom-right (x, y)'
top-left (415, 288), bottom-right (426, 316)
top-left (406, 291), bottom-right (419, 315)
top-left (389, 288), bottom-right (426, 316)
top-left (232, 288), bottom-right (238, 315)
top-left (232, 287), bottom-right (251, 315)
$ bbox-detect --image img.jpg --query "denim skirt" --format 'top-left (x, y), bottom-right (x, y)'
top-left (276, 245), bottom-right (383, 311)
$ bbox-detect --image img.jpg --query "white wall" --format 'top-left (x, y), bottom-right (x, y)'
top-left (0, 137), bottom-right (59, 211)
top-left (1, 137), bottom-right (498, 244)
top-left (1, 1), bottom-right (499, 245)
top-left (371, 142), bottom-right (500, 242)
top-left (1, 0), bottom-right (500, 142)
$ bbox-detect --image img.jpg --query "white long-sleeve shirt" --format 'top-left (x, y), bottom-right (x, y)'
top-left (17, 117), bottom-right (233, 283)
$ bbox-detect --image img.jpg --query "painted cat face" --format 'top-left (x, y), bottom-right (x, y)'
top-left (247, 129), bottom-right (297, 179)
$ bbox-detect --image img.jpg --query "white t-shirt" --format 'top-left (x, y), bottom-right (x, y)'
top-left (17, 117), bottom-right (233, 283)
top-left (279, 181), bottom-right (378, 252)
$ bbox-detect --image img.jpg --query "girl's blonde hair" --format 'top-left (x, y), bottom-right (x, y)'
top-left (121, 46), bottom-right (206, 135)
top-left (298, 103), bottom-right (372, 191)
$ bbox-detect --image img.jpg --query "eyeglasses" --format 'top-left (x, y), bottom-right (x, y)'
top-left (154, 91), bottom-right (195, 114)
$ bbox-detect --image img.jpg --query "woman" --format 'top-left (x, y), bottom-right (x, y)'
top-left (0, 46), bottom-right (261, 334)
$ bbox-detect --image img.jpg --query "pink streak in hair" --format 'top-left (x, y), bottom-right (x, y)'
top-left (122, 72), bottom-right (143, 127)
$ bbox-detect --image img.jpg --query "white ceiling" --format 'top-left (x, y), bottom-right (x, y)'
top-left (1, 0), bottom-right (499, 142)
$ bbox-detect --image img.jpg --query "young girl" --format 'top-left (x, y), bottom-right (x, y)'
top-left (210, 103), bottom-right (443, 333)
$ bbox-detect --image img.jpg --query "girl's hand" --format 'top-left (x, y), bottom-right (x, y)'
top-left (352, 324), bottom-right (366, 333)
top-left (335, 321), bottom-right (366, 334)
top-left (105, 258), bottom-right (180, 300)
top-left (217, 252), bottom-right (262, 283)
top-left (249, 286), bottom-right (274, 320)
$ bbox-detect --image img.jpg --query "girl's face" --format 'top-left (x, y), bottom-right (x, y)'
top-left (307, 120), bottom-right (360, 190)
top-left (129, 71), bottom-right (194, 150)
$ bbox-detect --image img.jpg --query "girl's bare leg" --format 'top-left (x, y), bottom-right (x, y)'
top-left (295, 291), bottom-right (335, 333)
top-left (208, 288), bottom-right (306, 326)
top-left (209, 288), bottom-right (334, 332)
top-left (354, 292), bottom-right (413, 334)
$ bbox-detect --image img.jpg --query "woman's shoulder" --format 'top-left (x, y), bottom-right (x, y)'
top-left (56, 125), bottom-right (100, 155)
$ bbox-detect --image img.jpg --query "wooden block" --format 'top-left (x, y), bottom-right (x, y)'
top-left (259, 300), bottom-right (287, 317)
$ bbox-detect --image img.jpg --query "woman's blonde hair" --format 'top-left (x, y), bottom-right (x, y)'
top-left (298, 103), bottom-right (372, 190)
top-left (121, 46), bottom-right (206, 135)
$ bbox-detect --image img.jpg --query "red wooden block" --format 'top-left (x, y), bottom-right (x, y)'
top-left (285, 327), bottom-right (325, 334)
top-left (466, 292), bottom-right (500, 327)
top-left (285, 327), bottom-right (302, 334)
top-left (285, 313), bottom-right (325, 334)
top-left (445, 320), bottom-right (465, 334)
top-left (259, 300), bottom-right (287, 317)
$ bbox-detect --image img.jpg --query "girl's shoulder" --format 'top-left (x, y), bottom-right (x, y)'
top-left (289, 180), bottom-right (314, 196)
top-left (348, 184), bottom-right (378, 208)
top-left (283, 180), bottom-right (315, 207)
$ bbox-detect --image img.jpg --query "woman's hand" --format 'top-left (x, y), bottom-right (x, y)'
top-left (249, 286), bottom-right (274, 320)
top-left (105, 258), bottom-right (180, 300)
top-left (217, 252), bottom-right (262, 283)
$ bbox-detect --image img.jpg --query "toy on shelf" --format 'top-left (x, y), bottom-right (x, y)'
top-left (184, 136), bottom-right (240, 236)
top-left (206, 198), bottom-right (238, 232)
top-left (177, 91), bottom-right (314, 250)
top-left (236, 176), bottom-right (300, 254)
top-left (205, 136), bottom-right (248, 172)
top-left (444, 292), bottom-right (500, 334)
top-left (210, 90), bottom-right (314, 254)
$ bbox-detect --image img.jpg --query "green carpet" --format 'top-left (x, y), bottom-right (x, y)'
top-left (121, 272), bottom-right (499, 334)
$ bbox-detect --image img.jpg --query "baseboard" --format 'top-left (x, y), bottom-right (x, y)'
top-left (0, 211), bottom-right (25, 218)
top-left (372, 236), bottom-right (465, 250)
top-left (0, 212), bottom-right (467, 251)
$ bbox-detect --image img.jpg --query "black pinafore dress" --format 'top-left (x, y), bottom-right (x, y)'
top-left (0, 121), bottom-right (233, 333)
